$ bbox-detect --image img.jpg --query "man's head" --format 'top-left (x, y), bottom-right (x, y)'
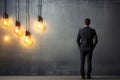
top-left (84, 18), bottom-right (91, 26)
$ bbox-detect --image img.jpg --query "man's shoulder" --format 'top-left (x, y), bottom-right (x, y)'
top-left (90, 27), bottom-right (95, 31)
top-left (79, 27), bottom-right (96, 31)
top-left (79, 28), bottom-right (84, 31)
top-left (79, 27), bottom-right (95, 30)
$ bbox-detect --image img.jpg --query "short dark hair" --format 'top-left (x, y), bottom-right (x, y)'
top-left (84, 18), bottom-right (91, 25)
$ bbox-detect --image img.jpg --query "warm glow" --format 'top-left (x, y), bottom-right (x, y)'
top-left (36, 21), bottom-right (46, 32)
top-left (24, 35), bottom-right (33, 46)
top-left (1, 18), bottom-right (11, 28)
top-left (3, 35), bottom-right (10, 42)
top-left (14, 27), bottom-right (23, 37)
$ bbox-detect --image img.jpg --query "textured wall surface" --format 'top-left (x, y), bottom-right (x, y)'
top-left (0, 0), bottom-right (120, 76)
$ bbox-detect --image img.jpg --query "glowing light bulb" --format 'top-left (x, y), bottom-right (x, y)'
top-left (3, 35), bottom-right (10, 42)
top-left (14, 27), bottom-right (23, 37)
top-left (24, 36), bottom-right (33, 46)
top-left (36, 16), bottom-right (46, 32)
top-left (36, 22), bottom-right (46, 31)
top-left (24, 31), bottom-right (33, 46)
top-left (1, 13), bottom-right (10, 28)
top-left (2, 18), bottom-right (10, 28)
top-left (14, 21), bottom-right (23, 37)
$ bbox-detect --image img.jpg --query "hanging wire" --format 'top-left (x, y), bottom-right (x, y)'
top-left (26, 0), bottom-right (27, 31)
top-left (15, 0), bottom-right (20, 21)
top-left (18, 0), bottom-right (20, 21)
top-left (15, 0), bottom-right (17, 21)
top-left (4, 0), bottom-right (7, 13)
top-left (28, 0), bottom-right (30, 32)
top-left (26, 0), bottom-right (30, 32)
top-left (38, 0), bottom-right (42, 16)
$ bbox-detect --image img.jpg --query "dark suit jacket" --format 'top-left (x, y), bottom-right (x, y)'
top-left (77, 27), bottom-right (98, 51)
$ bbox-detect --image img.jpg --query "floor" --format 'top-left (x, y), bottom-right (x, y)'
top-left (0, 76), bottom-right (120, 80)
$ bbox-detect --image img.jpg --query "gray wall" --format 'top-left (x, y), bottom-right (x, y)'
top-left (0, 0), bottom-right (120, 75)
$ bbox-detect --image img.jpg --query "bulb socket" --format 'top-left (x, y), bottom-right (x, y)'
top-left (15, 21), bottom-right (21, 27)
top-left (3, 13), bottom-right (9, 18)
top-left (25, 31), bottom-right (31, 36)
top-left (38, 16), bottom-right (43, 22)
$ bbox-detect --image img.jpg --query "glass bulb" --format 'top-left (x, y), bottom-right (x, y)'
top-left (24, 35), bottom-right (33, 46)
top-left (36, 21), bottom-right (46, 32)
top-left (3, 35), bottom-right (11, 42)
top-left (2, 18), bottom-right (10, 28)
top-left (14, 26), bottom-right (23, 37)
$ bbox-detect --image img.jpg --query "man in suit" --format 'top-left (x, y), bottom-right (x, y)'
top-left (77, 18), bottom-right (98, 79)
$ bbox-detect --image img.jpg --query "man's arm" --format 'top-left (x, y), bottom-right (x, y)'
top-left (93, 30), bottom-right (98, 49)
top-left (77, 30), bottom-right (81, 48)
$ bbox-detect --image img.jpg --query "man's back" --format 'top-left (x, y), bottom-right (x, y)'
top-left (77, 18), bottom-right (98, 79)
top-left (77, 27), bottom-right (98, 51)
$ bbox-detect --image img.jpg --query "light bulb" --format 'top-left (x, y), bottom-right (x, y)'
top-left (14, 21), bottom-right (23, 37)
top-left (1, 13), bottom-right (10, 28)
top-left (24, 31), bottom-right (33, 46)
top-left (24, 36), bottom-right (33, 46)
top-left (14, 27), bottom-right (23, 37)
top-left (3, 35), bottom-right (10, 42)
top-left (36, 21), bottom-right (46, 31)
top-left (2, 18), bottom-right (10, 28)
top-left (36, 16), bottom-right (46, 32)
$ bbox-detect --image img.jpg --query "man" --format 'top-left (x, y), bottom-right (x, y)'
top-left (77, 18), bottom-right (98, 79)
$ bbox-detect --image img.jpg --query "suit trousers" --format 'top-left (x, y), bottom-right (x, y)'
top-left (80, 50), bottom-right (93, 77)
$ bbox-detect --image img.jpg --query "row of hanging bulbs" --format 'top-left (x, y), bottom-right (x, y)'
top-left (1, 0), bottom-right (46, 47)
